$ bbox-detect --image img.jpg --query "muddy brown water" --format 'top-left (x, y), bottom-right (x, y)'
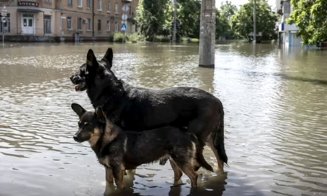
top-left (0, 43), bottom-right (326, 196)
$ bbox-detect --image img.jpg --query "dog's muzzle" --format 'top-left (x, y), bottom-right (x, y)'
top-left (70, 74), bottom-right (83, 84)
top-left (73, 132), bottom-right (85, 143)
top-left (70, 74), bottom-right (87, 91)
top-left (73, 134), bottom-right (79, 142)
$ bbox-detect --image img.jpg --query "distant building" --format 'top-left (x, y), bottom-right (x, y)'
top-left (0, 0), bottom-right (139, 42)
top-left (276, 0), bottom-right (301, 47)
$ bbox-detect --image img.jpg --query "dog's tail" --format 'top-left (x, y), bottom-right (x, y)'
top-left (212, 110), bottom-right (228, 164)
top-left (191, 134), bottom-right (214, 172)
top-left (196, 145), bottom-right (214, 172)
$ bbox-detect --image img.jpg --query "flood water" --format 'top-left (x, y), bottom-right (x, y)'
top-left (0, 42), bottom-right (326, 196)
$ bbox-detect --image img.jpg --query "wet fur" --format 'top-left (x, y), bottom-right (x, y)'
top-left (72, 103), bottom-right (200, 189)
top-left (70, 48), bottom-right (227, 171)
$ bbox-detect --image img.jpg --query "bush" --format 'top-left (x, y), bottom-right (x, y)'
top-left (113, 32), bottom-right (125, 42)
top-left (153, 35), bottom-right (171, 42)
top-left (181, 37), bottom-right (199, 43)
top-left (127, 33), bottom-right (144, 43)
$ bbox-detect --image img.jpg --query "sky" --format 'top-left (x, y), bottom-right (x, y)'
top-left (216, 0), bottom-right (276, 9)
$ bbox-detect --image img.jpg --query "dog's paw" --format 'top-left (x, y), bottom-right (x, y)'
top-left (103, 183), bottom-right (115, 196)
top-left (173, 179), bottom-right (183, 186)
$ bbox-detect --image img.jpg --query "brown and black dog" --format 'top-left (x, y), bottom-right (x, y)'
top-left (71, 103), bottom-right (213, 191)
top-left (70, 48), bottom-right (227, 172)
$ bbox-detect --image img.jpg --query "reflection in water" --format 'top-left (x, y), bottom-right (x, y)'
top-left (0, 43), bottom-right (326, 196)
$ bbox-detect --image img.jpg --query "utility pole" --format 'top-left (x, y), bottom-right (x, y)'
top-left (199, 0), bottom-right (216, 68)
top-left (172, 0), bottom-right (177, 43)
top-left (253, 0), bottom-right (256, 44)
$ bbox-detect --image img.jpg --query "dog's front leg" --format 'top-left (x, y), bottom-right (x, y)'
top-left (104, 167), bottom-right (115, 196)
top-left (112, 164), bottom-right (125, 189)
top-left (106, 167), bottom-right (114, 184)
top-left (169, 159), bottom-right (183, 185)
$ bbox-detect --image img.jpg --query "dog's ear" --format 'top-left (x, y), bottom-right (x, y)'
top-left (101, 48), bottom-right (113, 70)
top-left (71, 103), bottom-right (86, 118)
top-left (86, 49), bottom-right (98, 68)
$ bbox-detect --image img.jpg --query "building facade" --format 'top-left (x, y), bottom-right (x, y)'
top-left (0, 0), bottom-right (138, 42)
top-left (276, 0), bottom-right (301, 47)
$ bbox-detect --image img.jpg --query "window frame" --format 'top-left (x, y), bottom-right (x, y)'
top-left (67, 16), bottom-right (72, 30)
top-left (0, 13), bottom-right (10, 33)
top-left (77, 17), bottom-right (83, 30)
top-left (78, 0), bottom-right (83, 8)
top-left (87, 0), bottom-right (92, 9)
top-left (68, 0), bottom-right (73, 7)
top-left (97, 0), bottom-right (102, 11)
top-left (97, 19), bottom-right (101, 31)
top-left (44, 15), bottom-right (51, 34)
top-left (87, 18), bottom-right (92, 31)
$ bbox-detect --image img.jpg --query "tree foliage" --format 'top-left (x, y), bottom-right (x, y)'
top-left (136, 0), bottom-right (201, 40)
top-left (136, 0), bottom-right (169, 41)
top-left (136, 0), bottom-right (277, 41)
top-left (288, 0), bottom-right (327, 45)
top-left (231, 0), bottom-right (277, 40)
top-left (177, 0), bottom-right (201, 38)
top-left (219, 0), bottom-right (238, 20)
top-left (216, 1), bottom-right (238, 40)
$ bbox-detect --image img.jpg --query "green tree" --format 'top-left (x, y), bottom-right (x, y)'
top-left (177, 0), bottom-right (201, 38)
top-left (216, 1), bottom-right (238, 40)
top-left (216, 11), bottom-right (231, 40)
top-left (136, 0), bottom-right (201, 40)
top-left (288, 0), bottom-right (327, 45)
top-left (231, 0), bottom-right (277, 41)
top-left (220, 0), bottom-right (237, 21)
top-left (162, 2), bottom-right (174, 37)
top-left (136, 0), bottom-right (169, 41)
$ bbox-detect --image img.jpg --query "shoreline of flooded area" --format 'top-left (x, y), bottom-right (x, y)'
top-left (0, 42), bottom-right (326, 196)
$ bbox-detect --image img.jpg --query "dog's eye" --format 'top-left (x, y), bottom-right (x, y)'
top-left (78, 122), bottom-right (90, 128)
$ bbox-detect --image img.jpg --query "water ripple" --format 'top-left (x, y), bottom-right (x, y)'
top-left (1, 43), bottom-right (327, 196)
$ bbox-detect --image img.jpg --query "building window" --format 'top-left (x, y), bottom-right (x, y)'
top-left (77, 17), bottom-right (83, 30)
top-left (67, 16), bottom-right (72, 30)
top-left (68, 0), bottom-right (73, 7)
top-left (78, 0), bottom-right (83, 8)
top-left (114, 17), bottom-right (118, 32)
top-left (44, 15), bottom-right (51, 34)
top-left (87, 0), bottom-right (92, 8)
top-left (97, 19), bottom-right (101, 31)
top-left (108, 1), bottom-right (111, 12)
top-left (0, 14), bottom-right (10, 33)
top-left (87, 18), bottom-right (91, 31)
top-left (115, 3), bottom-right (118, 13)
top-left (98, 0), bottom-right (102, 10)
top-left (107, 20), bottom-right (110, 31)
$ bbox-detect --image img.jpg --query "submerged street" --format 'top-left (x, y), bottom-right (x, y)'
top-left (0, 42), bottom-right (326, 195)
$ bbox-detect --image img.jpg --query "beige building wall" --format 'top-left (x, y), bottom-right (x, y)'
top-left (2, 0), bottom-right (139, 41)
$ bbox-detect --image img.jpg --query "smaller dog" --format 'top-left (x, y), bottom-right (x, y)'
top-left (71, 103), bottom-right (205, 190)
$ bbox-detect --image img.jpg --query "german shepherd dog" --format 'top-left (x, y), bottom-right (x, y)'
top-left (70, 48), bottom-right (227, 172)
top-left (71, 103), bottom-right (209, 189)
